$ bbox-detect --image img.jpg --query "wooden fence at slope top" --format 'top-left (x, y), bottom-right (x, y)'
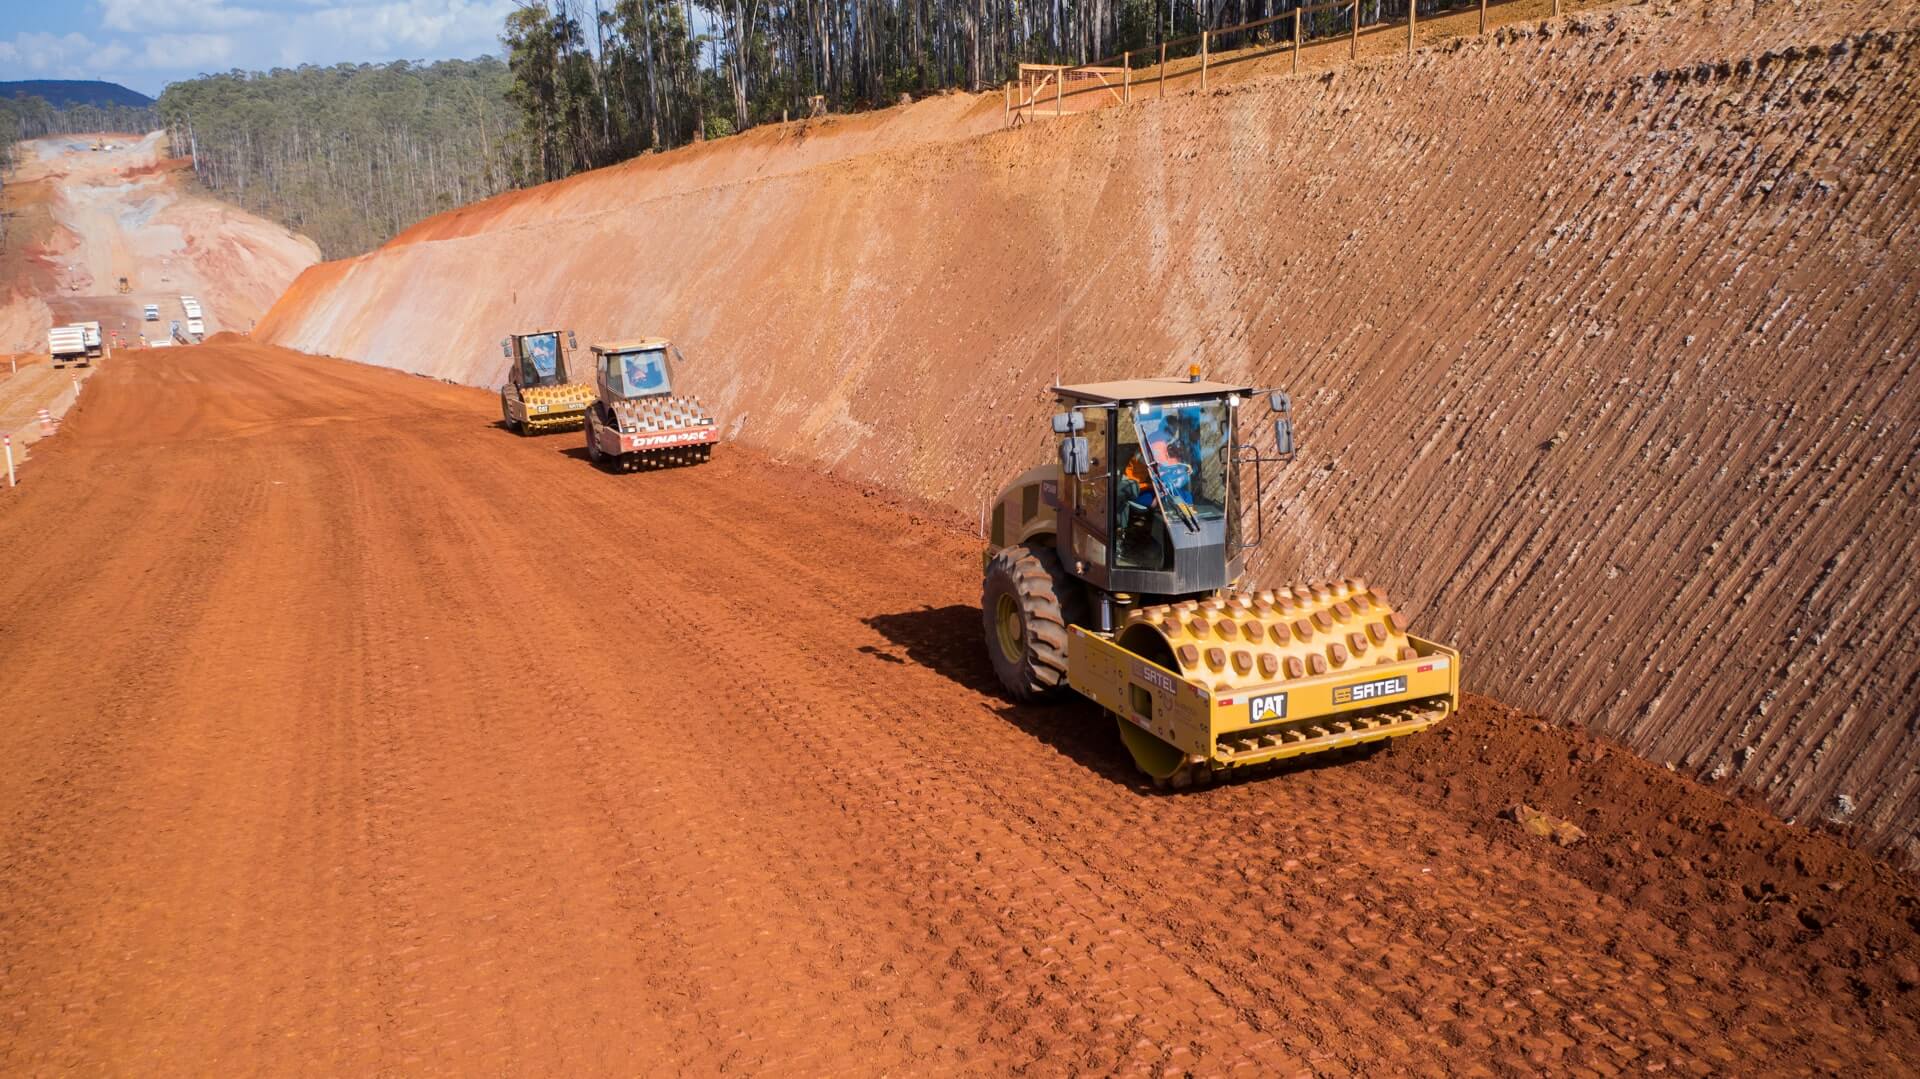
top-left (1007, 0), bottom-right (1571, 123)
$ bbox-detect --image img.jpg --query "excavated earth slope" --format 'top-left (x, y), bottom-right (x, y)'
top-left (2, 341), bottom-right (1916, 1071)
top-left (257, 1), bottom-right (1920, 861)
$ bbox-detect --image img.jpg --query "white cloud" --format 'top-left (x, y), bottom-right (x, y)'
top-left (0, 31), bottom-right (117, 78)
top-left (142, 33), bottom-right (236, 69)
top-left (93, 42), bottom-right (134, 69)
top-left (295, 1), bottom-right (513, 57)
top-left (95, 0), bottom-right (266, 34)
top-left (26, 2), bottom-right (517, 95)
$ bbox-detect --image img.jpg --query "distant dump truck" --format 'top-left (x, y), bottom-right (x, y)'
top-left (180, 296), bottom-right (203, 320)
top-left (49, 325), bottom-right (88, 368)
top-left (186, 318), bottom-right (205, 340)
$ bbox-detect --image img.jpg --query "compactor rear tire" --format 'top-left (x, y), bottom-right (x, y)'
top-left (502, 394), bottom-right (523, 434)
top-left (982, 544), bottom-right (1086, 702)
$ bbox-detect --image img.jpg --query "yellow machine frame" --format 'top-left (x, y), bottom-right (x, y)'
top-left (1070, 628), bottom-right (1460, 774)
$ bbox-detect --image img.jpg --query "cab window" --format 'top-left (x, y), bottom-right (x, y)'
top-left (620, 349), bottom-right (671, 395)
top-left (519, 333), bottom-right (562, 385)
top-left (1114, 409), bottom-right (1164, 570)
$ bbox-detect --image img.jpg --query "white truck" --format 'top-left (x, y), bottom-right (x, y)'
top-left (49, 325), bottom-right (88, 368)
top-left (180, 296), bottom-right (202, 320)
top-left (144, 304), bottom-right (160, 321)
top-left (186, 318), bottom-right (205, 340)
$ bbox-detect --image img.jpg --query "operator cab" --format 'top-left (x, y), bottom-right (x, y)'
top-left (592, 338), bottom-right (684, 400)
top-left (502, 329), bottom-right (576, 389)
top-left (1051, 373), bottom-right (1294, 603)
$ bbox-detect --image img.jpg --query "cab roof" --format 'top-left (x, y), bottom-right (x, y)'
top-left (592, 337), bottom-right (671, 354)
top-left (511, 329), bottom-right (565, 340)
top-left (1055, 376), bottom-right (1251, 404)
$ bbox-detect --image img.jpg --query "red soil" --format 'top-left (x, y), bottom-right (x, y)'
top-left (117, 156), bottom-right (191, 179)
top-left (257, 0), bottom-right (1920, 864)
top-left (1, 340), bottom-right (1914, 1071)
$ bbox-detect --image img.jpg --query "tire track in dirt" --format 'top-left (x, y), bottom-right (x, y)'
top-left (1, 342), bottom-right (1915, 1073)
top-left (363, 362), bottom-right (1920, 1070)
top-left (641, 466), bottom-right (1911, 1073)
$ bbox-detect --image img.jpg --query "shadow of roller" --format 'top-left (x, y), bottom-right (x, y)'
top-left (864, 604), bottom-right (1375, 793)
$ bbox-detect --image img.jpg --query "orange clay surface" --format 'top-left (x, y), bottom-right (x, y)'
top-left (0, 339), bottom-right (1915, 1072)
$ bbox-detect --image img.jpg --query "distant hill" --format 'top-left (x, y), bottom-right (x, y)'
top-left (0, 80), bottom-right (154, 109)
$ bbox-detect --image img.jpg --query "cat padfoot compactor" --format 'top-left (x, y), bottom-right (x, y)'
top-left (582, 338), bottom-right (717, 471)
top-left (499, 329), bottom-right (594, 433)
top-left (981, 369), bottom-right (1460, 788)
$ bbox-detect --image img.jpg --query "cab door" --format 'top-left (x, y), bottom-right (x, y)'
top-left (1068, 406), bottom-right (1113, 588)
top-left (502, 337), bottom-right (526, 421)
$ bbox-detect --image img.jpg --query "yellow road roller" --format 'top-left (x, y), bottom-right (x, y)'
top-left (981, 369), bottom-right (1460, 788)
top-left (499, 329), bottom-right (595, 433)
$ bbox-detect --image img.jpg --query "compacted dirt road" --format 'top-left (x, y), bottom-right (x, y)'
top-left (2, 342), bottom-right (1916, 1074)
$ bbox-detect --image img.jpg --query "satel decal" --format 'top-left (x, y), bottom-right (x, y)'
top-left (1249, 692), bottom-right (1288, 723)
top-left (1332, 675), bottom-right (1408, 706)
top-left (1134, 662), bottom-right (1176, 695)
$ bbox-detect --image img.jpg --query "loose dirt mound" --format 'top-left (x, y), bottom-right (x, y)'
top-left (1363, 696), bottom-right (1920, 1009)
top-left (3, 341), bottom-right (1915, 1072)
top-left (256, 3), bottom-right (1920, 862)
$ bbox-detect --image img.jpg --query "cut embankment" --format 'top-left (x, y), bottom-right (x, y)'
top-left (257, 3), bottom-right (1920, 862)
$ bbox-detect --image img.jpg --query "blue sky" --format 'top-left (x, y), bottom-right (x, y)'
top-left (0, 0), bottom-right (517, 98)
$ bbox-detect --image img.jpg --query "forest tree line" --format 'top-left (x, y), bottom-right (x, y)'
top-left (156, 60), bottom-right (520, 259)
top-left (146, 0), bottom-right (1381, 258)
top-left (500, 0), bottom-right (1344, 181)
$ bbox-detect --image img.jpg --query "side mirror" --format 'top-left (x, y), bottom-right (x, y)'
top-left (500, 337), bottom-right (511, 358)
top-left (1060, 437), bottom-right (1090, 475)
top-left (1274, 418), bottom-right (1295, 457)
top-left (1051, 410), bottom-right (1086, 434)
top-left (567, 330), bottom-right (578, 349)
top-left (1268, 390), bottom-right (1295, 456)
